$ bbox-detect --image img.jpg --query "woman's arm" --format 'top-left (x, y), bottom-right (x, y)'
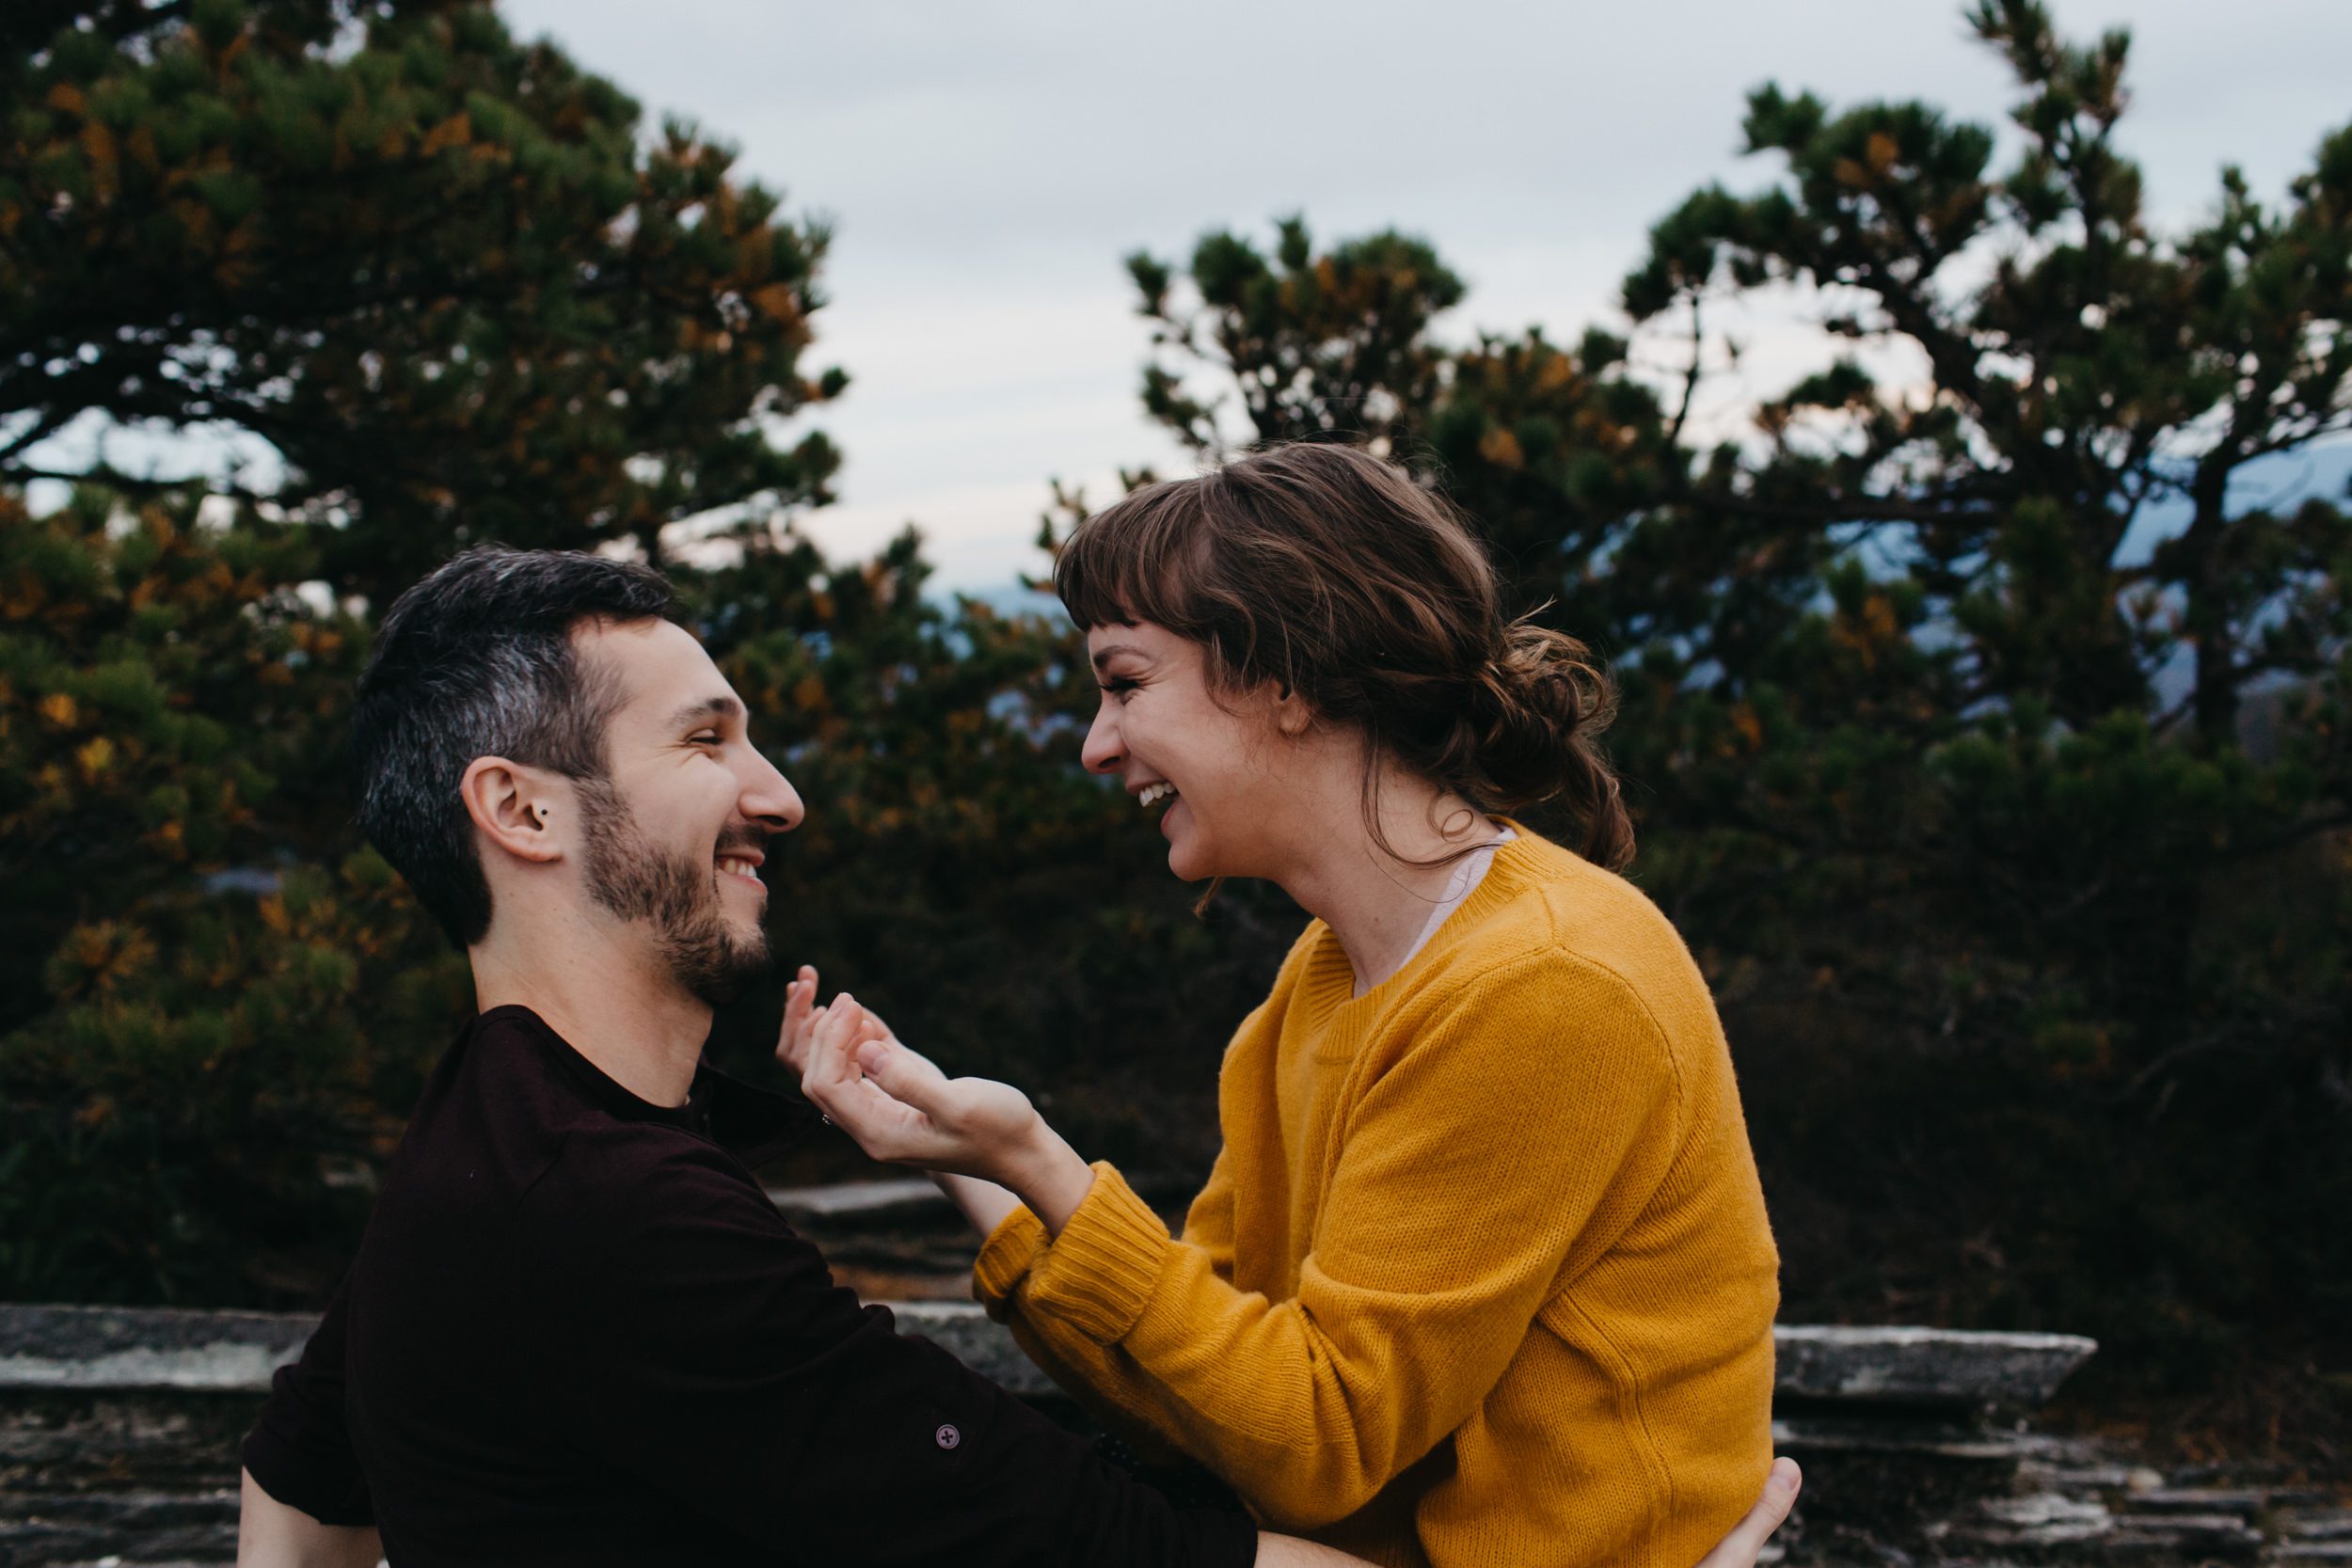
top-left (930, 1169), bottom-right (1023, 1235)
top-left (802, 965), bottom-right (1691, 1530)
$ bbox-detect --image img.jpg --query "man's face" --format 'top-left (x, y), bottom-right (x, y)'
top-left (571, 619), bottom-right (802, 1005)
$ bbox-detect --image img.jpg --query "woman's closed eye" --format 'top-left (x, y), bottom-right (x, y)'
top-left (1097, 676), bottom-right (1141, 700)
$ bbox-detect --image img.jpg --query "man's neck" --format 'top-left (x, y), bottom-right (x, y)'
top-left (470, 926), bottom-right (711, 1107)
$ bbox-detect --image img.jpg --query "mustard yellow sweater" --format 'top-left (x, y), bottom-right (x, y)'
top-left (974, 830), bottom-right (1780, 1567)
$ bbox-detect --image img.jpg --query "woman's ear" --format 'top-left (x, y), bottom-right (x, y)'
top-left (459, 756), bottom-right (567, 865)
top-left (1269, 681), bottom-right (1314, 738)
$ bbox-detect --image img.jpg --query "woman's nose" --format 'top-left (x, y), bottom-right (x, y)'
top-left (1079, 705), bottom-right (1122, 775)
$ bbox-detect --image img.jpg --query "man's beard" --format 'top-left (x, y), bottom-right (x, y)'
top-left (575, 778), bottom-right (771, 1006)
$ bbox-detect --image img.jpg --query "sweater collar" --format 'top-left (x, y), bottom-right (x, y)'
top-left (1294, 822), bottom-right (1549, 1041)
top-left (473, 1003), bottom-right (825, 1166)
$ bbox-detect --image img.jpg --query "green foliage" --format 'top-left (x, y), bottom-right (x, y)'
top-left (0, 487), bottom-right (464, 1300)
top-left (1, 0), bottom-right (841, 600)
top-left (1603, 5), bottom-right (2351, 1410)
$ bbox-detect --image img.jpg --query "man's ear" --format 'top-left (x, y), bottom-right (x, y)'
top-left (459, 756), bottom-right (568, 865)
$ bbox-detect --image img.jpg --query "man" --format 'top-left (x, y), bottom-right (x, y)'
top-left (238, 546), bottom-right (1799, 1566)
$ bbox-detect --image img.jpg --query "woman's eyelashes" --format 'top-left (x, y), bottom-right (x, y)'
top-left (1097, 675), bottom-right (1141, 701)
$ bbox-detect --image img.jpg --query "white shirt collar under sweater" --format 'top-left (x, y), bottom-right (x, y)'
top-left (1350, 827), bottom-right (1517, 1000)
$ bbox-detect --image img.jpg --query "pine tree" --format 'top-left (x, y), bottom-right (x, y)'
top-left (0, 483), bottom-right (464, 1300)
top-left (1608, 0), bottom-right (2352, 1406)
top-left (1117, 4), bottom-right (2352, 1417)
top-left (2, 0), bottom-right (841, 601)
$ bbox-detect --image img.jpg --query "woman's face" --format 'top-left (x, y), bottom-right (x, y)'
top-left (1080, 622), bottom-right (1297, 881)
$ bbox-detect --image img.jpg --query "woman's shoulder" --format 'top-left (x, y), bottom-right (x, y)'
top-left (1424, 830), bottom-right (1720, 1036)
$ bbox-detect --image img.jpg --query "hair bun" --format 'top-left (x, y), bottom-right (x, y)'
top-left (1462, 621), bottom-right (1631, 869)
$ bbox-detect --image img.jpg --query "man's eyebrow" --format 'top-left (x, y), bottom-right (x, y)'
top-left (1089, 643), bottom-right (1151, 671)
top-left (665, 695), bottom-right (743, 730)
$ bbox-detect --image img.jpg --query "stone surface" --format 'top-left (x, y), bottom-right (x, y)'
top-left (888, 1302), bottom-right (1054, 1399)
top-left (2131, 1486), bottom-right (2273, 1514)
top-left (47, 1300), bottom-right (2344, 1568)
top-left (1772, 1324), bottom-right (2098, 1411)
top-left (0, 1390), bottom-right (266, 1497)
top-left (763, 1178), bottom-right (949, 1223)
top-left (2286, 1511), bottom-right (2352, 1540)
top-left (0, 1488), bottom-right (237, 1566)
top-left (0, 1309), bottom-right (309, 1394)
top-left (0, 1305), bottom-right (2106, 1414)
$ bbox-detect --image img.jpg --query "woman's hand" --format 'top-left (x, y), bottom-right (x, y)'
top-left (799, 994), bottom-right (1096, 1232)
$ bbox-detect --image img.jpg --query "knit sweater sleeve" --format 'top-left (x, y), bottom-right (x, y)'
top-left (980, 949), bottom-right (1685, 1531)
top-left (1177, 1145), bottom-right (1239, 1282)
top-left (971, 1148), bottom-right (1245, 1466)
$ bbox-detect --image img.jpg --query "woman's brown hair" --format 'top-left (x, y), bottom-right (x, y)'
top-left (1054, 441), bottom-right (1633, 872)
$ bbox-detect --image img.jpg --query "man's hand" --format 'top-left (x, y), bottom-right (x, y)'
top-left (773, 964), bottom-right (820, 1077)
top-left (1694, 1457), bottom-right (1803, 1568)
top-left (1255, 1457), bottom-right (1799, 1566)
top-left (236, 1469), bottom-right (381, 1568)
top-left (798, 993), bottom-right (1097, 1231)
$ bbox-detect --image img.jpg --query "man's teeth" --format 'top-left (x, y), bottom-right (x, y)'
top-left (1138, 783), bottom-right (1178, 808)
top-left (719, 858), bottom-right (758, 879)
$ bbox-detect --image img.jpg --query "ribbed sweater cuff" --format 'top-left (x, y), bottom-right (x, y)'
top-left (1025, 1161), bottom-right (1169, 1344)
top-left (972, 1203), bottom-right (1048, 1320)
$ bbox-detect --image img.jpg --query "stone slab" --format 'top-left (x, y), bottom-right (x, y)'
top-left (763, 1179), bottom-right (950, 1223)
top-left (0, 1308), bottom-right (311, 1394)
top-left (889, 1302), bottom-right (1055, 1398)
top-left (0, 1306), bottom-right (2102, 1416)
top-left (1772, 1324), bottom-right (2097, 1410)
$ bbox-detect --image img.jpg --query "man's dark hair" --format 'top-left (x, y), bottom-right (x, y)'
top-left (353, 546), bottom-right (675, 946)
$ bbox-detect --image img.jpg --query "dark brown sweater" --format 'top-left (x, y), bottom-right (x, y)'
top-left (244, 1005), bottom-right (1255, 1567)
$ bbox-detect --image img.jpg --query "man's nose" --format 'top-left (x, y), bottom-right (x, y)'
top-left (1079, 704), bottom-right (1122, 776)
top-left (741, 749), bottom-right (804, 832)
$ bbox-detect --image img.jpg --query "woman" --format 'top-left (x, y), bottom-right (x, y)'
top-left (793, 442), bottom-right (1785, 1568)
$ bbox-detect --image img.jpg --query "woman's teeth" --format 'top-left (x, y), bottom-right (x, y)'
top-left (1138, 783), bottom-right (1178, 808)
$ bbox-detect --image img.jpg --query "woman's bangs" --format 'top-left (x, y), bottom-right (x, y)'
top-left (1053, 483), bottom-right (1213, 633)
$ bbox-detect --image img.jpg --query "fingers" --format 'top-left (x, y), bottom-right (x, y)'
top-left (1694, 1458), bottom-right (1801, 1568)
top-left (775, 965), bottom-right (818, 1069)
top-left (803, 994), bottom-right (904, 1105)
top-left (798, 994), bottom-right (942, 1163)
top-left (852, 1037), bottom-right (953, 1113)
top-left (801, 993), bottom-right (869, 1096)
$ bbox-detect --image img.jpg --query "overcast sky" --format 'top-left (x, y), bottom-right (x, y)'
top-left (503, 2), bottom-right (2350, 589)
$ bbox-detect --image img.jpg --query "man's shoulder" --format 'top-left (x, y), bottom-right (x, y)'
top-left (521, 1114), bottom-right (776, 1237)
top-left (383, 1013), bottom-right (777, 1239)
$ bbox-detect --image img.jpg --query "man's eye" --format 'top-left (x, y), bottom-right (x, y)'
top-left (690, 732), bottom-right (723, 745)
